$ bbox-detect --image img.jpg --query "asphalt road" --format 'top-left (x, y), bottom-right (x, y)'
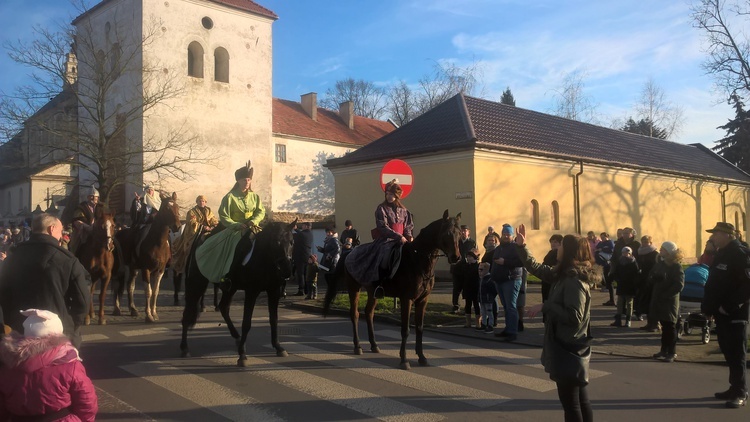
top-left (78, 293), bottom-right (749, 422)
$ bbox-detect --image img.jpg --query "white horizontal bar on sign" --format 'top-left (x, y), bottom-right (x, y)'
top-left (381, 174), bottom-right (413, 185)
top-left (120, 361), bottom-right (282, 422)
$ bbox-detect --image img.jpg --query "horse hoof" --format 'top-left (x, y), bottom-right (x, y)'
top-left (354, 347), bottom-right (363, 355)
top-left (145, 315), bottom-right (155, 323)
top-left (181, 350), bottom-right (191, 358)
top-left (130, 309), bottom-right (139, 317)
top-left (153, 314), bottom-right (159, 321)
top-left (112, 308), bottom-right (122, 316)
top-left (98, 319), bottom-right (107, 326)
top-left (418, 358), bottom-right (429, 367)
top-left (371, 346), bottom-right (380, 353)
top-left (237, 357), bottom-right (250, 367)
top-left (277, 349), bottom-right (288, 357)
top-left (84, 317), bottom-right (91, 326)
top-left (400, 362), bottom-right (411, 371)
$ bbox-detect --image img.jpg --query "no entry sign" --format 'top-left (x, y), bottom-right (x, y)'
top-left (380, 159), bottom-right (414, 199)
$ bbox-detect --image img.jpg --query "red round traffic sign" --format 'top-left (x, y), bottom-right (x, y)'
top-left (380, 159), bottom-right (414, 199)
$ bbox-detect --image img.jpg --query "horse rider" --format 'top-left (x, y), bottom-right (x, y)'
top-left (172, 195), bottom-right (218, 275)
top-left (195, 161), bottom-right (265, 286)
top-left (69, 186), bottom-right (100, 254)
top-left (372, 179), bottom-right (414, 298)
top-left (130, 185), bottom-right (161, 226)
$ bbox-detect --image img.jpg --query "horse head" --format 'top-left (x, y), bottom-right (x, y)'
top-left (159, 192), bottom-right (181, 232)
top-left (440, 209), bottom-right (462, 264)
top-left (275, 219), bottom-right (297, 279)
top-left (99, 211), bottom-right (115, 252)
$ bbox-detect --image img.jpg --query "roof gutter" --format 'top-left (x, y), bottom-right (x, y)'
top-left (573, 161), bottom-right (583, 235)
top-left (719, 182), bottom-right (730, 222)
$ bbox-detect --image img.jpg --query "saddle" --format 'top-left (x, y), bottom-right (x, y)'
top-left (345, 239), bottom-right (403, 286)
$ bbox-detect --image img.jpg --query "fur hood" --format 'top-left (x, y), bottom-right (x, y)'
top-left (0, 333), bottom-right (79, 371)
top-left (561, 262), bottom-right (604, 288)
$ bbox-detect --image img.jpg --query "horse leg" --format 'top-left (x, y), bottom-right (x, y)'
top-left (399, 298), bottom-right (414, 370)
top-left (214, 283), bottom-right (220, 311)
top-left (219, 287), bottom-right (239, 339)
top-left (142, 269), bottom-right (154, 323)
top-left (414, 298), bottom-right (429, 366)
top-left (350, 289), bottom-right (363, 355)
top-left (85, 280), bottom-right (96, 326)
top-left (151, 269), bottom-right (165, 321)
top-left (364, 291), bottom-right (380, 354)
top-left (112, 268), bottom-right (124, 316)
top-left (237, 289), bottom-right (261, 367)
top-left (180, 274), bottom-right (209, 358)
top-left (98, 273), bottom-right (111, 325)
top-left (173, 270), bottom-right (182, 306)
top-left (267, 288), bottom-right (287, 357)
top-left (128, 268), bottom-right (139, 317)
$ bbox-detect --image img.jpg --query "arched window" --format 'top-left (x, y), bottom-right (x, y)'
top-left (214, 47), bottom-right (229, 83)
top-left (530, 199), bottom-right (540, 230)
top-left (187, 41), bottom-right (204, 78)
top-left (551, 201), bottom-right (560, 230)
top-left (743, 212), bottom-right (747, 231)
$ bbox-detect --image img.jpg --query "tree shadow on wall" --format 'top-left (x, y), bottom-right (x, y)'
top-left (281, 152), bottom-right (335, 215)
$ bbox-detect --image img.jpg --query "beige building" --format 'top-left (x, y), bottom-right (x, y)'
top-left (1, 0), bottom-right (393, 223)
top-left (327, 94), bottom-right (750, 271)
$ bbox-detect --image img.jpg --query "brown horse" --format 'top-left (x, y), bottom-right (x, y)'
top-left (76, 209), bottom-right (115, 325)
top-left (115, 193), bottom-right (181, 323)
top-left (323, 210), bottom-right (461, 370)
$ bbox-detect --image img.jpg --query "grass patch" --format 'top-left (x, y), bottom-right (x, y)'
top-left (328, 292), bottom-right (465, 327)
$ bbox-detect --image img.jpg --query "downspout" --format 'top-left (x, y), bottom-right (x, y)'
top-left (573, 161), bottom-right (584, 235)
top-left (719, 182), bottom-right (729, 222)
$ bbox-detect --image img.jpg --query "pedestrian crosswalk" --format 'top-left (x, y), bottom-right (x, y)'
top-left (93, 313), bottom-right (612, 421)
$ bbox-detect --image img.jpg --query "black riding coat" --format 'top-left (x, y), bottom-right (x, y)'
top-left (702, 239), bottom-right (750, 321)
top-left (0, 233), bottom-right (91, 337)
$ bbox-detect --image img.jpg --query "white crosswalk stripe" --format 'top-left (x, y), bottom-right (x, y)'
top-left (120, 327), bottom-right (171, 337)
top-left (121, 361), bottom-right (283, 422)
top-left (275, 341), bottom-right (509, 408)
top-left (206, 354), bottom-right (445, 422)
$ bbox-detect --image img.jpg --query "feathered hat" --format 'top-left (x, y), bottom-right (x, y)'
top-left (384, 178), bottom-right (402, 198)
top-left (235, 160), bottom-right (254, 180)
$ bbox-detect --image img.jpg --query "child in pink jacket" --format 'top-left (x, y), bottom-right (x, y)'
top-left (0, 309), bottom-right (98, 421)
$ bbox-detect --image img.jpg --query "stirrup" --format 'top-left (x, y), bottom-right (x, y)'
top-left (373, 285), bottom-right (385, 299)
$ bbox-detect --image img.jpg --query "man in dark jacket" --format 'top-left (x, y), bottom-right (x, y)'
top-left (340, 220), bottom-right (360, 247)
top-left (0, 213), bottom-right (91, 348)
top-left (607, 227), bottom-right (640, 306)
top-left (292, 222), bottom-right (314, 296)
top-left (491, 224), bottom-right (524, 341)
top-left (702, 222), bottom-right (750, 409)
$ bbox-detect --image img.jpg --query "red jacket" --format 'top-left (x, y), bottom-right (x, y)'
top-left (0, 334), bottom-right (97, 421)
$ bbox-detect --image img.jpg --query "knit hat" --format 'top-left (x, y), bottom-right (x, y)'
top-left (234, 160), bottom-right (254, 180)
top-left (501, 224), bottom-right (514, 236)
top-left (661, 241), bottom-right (678, 254)
top-left (622, 246), bottom-right (632, 254)
top-left (20, 309), bottom-right (64, 338)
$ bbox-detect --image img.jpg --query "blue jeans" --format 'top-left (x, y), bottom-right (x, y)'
top-left (496, 277), bottom-right (521, 335)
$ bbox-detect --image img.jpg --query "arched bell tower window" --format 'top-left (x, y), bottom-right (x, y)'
top-left (214, 47), bottom-right (229, 83)
top-left (551, 200), bottom-right (560, 230)
top-left (187, 41), bottom-right (204, 78)
top-left (530, 199), bottom-right (540, 230)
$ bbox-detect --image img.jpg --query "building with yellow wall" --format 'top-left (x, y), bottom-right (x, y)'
top-left (327, 94), bottom-right (750, 273)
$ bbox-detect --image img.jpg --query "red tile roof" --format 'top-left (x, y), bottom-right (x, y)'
top-left (272, 98), bottom-right (395, 146)
top-left (207, 0), bottom-right (277, 19)
top-left (73, 0), bottom-right (277, 25)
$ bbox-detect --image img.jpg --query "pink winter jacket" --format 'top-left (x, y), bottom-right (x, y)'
top-left (0, 334), bottom-right (98, 422)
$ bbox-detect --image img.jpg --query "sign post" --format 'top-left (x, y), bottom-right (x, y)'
top-left (380, 159), bottom-right (414, 199)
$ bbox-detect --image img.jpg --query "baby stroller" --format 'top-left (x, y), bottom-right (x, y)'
top-left (677, 264), bottom-right (712, 344)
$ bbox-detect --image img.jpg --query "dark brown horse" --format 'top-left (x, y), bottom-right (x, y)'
top-left (180, 220), bottom-right (296, 366)
top-left (76, 209), bottom-right (115, 325)
top-left (115, 193), bottom-right (181, 323)
top-left (324, 210), bottom-right (461, 370)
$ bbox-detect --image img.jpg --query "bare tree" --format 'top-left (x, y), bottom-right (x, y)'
top-left (691, 0), bottom-right (750, 97)
top-left (320, 78), bottom-right (387, 119)
top-left (550, 69), bottom-right (599, 123)
top-left (386, 81), bottom-right (417, 127)
top-left (0, 1), bottom-right (214, 208)
top-left (633, 78), bottom-right (685, 139)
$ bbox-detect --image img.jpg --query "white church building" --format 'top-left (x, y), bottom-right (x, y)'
top-left (0, 0), bottom-right (393, 225)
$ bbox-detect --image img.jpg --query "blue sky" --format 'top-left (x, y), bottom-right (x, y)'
top-left (0, 0), bottom-right (735, 146)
